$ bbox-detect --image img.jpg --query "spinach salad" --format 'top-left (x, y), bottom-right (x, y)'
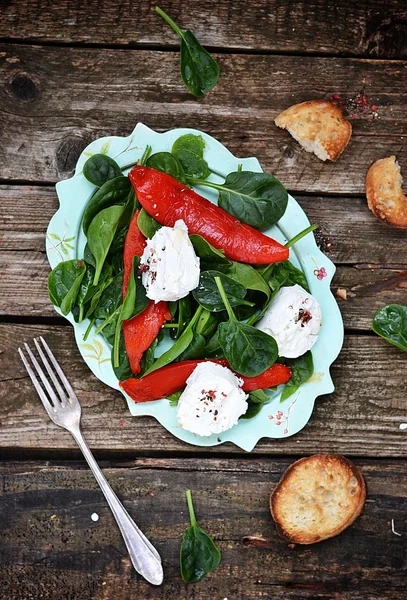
top-left (48, 133), bottom-right (317, 418)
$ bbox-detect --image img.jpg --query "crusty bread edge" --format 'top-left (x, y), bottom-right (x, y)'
top-left (274, 100), bottom-right (352, 162)
top-left (270, 454), bottom-right (366, 545)
top-left (366, 156), bottom-right (407, 228)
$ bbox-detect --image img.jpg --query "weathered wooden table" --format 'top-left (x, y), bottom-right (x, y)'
top-left (1, 1), bottom-right (406, 598)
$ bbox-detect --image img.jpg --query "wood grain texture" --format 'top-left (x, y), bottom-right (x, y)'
top-left (1, 323), bottom-right (406, 456)
top-left (0, 45), bottom-right (405, 192)
top-left (1, 0), bottom-right (406, 59)
top-left (1, 243), bottom-right (406, 330)
top-left (0, 458), bottom-right (405, 600)
top-left (2, 185), bottom-right (407, 265)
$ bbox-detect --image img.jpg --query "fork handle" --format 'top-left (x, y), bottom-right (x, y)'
top-left (71, 428), bottom-right (163, 585)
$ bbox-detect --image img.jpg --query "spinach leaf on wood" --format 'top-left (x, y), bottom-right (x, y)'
top-left (82, 176), bottom-right (131, 235)
top-left (172, 134), bottom-right (210, 179)
top-left (372, 304), bottom-right (407, 352)
top-left (137, 208), bottom-right (162, 239)
top-left (146, 151), bottom-right (188, 183)
top-left (280, 351), bottom-right (314, 402)
top-left (83, 154), bottom-right (122, 187)
top-left (193, 270), bottom-right (253, 313)
top-left (192, 171), bottom-right (288, 229)
top-left (87, 204), bottom-right (125, 285)
top-left (156, 7), bottom-right (220, 98)
top-left (180, 490), bottom-right (221, 583)
top-left (48, 259), bottom-right (86, 316)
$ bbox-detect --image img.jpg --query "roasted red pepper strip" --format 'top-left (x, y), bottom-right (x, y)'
top-left (119, 360), bottom-right (292, 403)
top-left (129, 166), bottom-right (289, 265)
top-left (121, 208), bottom-right (171, 374)
top-left (122, 209), bottom-right (146, 297)
top-left (123, 301), bottom-right (172, 375)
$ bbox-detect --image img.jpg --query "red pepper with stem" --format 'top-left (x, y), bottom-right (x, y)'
top-left (120, 360), bottom-right (292, 403)
top-left (129, 166), bottom-right (289, 265)
top-left (122, 210), bottom-right (171, 375)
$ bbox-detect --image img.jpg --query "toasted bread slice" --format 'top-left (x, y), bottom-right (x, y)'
top-left (366, 156), bottom-right (407, 228)
top-left (275, 100), bottom-right (352, 161)
top-left (270, 454), bottom-right (366, 544)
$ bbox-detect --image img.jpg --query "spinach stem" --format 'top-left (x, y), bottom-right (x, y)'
top-left (83, 317), bottom-right (96, 341)
top-left (139, 145), bottom-right (152, 166)
top-left (285, 224), bottom-right (318, 249)
top-left (79, 304), bottom-right (84, 323)
top-left (155, 6), bottom-right (184, 38)
top-left (94, 306), bottom-right (121, 335)
top-left (185, 490), bottom-right (197, 528)
top-left (113, 318), bottom-right (121, 368)
top-left (214, 276), bottom-right (237, 322)
top-left (162, 323), bottom-right (179, 328)
top-left (120, 160), bottom-right (138, 172)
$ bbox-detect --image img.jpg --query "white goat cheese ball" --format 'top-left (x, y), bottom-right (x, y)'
top-left (140, 219), bottom-right (200, 302)
top-left (176, 362), bottom-right (248, 436)
top-left (256, 284), bottom-right (322, 358)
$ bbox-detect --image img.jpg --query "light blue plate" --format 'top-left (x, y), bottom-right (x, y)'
top-left (46, 123), bottom-right (344, 452)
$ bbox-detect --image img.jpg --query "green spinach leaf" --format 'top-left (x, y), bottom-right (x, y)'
top-left (139, 338), bottom-right (159, 376)
top-left (137, 208), bottom-right (162, 239)
top-left (280, 351), bottom-right (314, 402)
top-left (87, 204), bottom-right (125, 285)
top-left (112, 332), bottom-right (132, 381)
top-left (195, 309), bottom-right (218, 338)
top-left (225, 262), bottom-right (271, 301)
top-left (156, 7), bottom-right (220, 98)
top-left (146, 151), bottom-right (187, 183)
top-left (180, 490), bottom-right (221, 583)
top-left (193, 270), bottom-right (254, 312)
top-left (172, 134), bottom-right (210, 179)
top-left (113, 259), bottom-right (137, 367)
top-left (83, 154), bottom-right (122, 187)
top-left (240, 389), bottom-right (271, 420)
top-left (215, 276), bottom-right (278, 377)
top-left (372, 304), bottom-right (407, 352)
top-left (177, 296), bottom-right (192, 338)
top-left (192, 171), bottom-right (288, 228)
top-left (178, 332), bottom-right (206, 361)
top-left (82, 176), bottom-right (131, 235)
top-left (48, 259), bottom-right (86, 316)
top-left (265, 260), bottom-right (310, 294)
top-left (143, 306), bottom-right (203, 375)
top-left (189, 234), bottom-right (231, 265)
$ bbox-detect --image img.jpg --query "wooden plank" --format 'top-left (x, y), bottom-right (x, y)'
top-left (0, 45), bottom-right (405, 192)
top-left (1, 323), bottom-right (406, 456)
top-left (1, 240), bottom-right (405, 330)
top-left (0, 458), bottom-right (405, 599)
top-left (1, 0), bottom-right (406, 59)
top-left (2, 184), bottom-right (407, 265)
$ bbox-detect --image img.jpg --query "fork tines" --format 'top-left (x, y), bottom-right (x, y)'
top-left (18, 337), bottom-right (78, 414)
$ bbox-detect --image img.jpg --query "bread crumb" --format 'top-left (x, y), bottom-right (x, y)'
top-left (336, 288), bottom-right (347, 300)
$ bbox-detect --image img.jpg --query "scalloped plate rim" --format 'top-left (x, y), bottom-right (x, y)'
top-left (46, 122), bottom-right (344, 452)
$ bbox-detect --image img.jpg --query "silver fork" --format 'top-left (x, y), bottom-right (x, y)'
top-left (18, 336), bottom-right (164, 586)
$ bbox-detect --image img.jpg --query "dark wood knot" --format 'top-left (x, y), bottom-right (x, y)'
top-left (283, 145), bottom-right (295, 159)
top-left (56, 136), bottom-right (88, 177)
top-left (365, 16), bottom-right (407, 59)
top-left (8, 72), bottom-right (39, 102)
